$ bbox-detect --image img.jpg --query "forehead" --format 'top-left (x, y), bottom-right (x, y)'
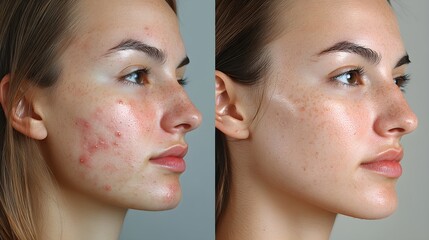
top-left (273, 0), bottom-right (403, 60)
top-left (69, 0), bottom-right (184, 60)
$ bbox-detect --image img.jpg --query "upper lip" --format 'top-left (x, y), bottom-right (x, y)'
top-left (150, 145), bottom-right (188, 159)
top-left (361, 148), bottom-right (404, 165)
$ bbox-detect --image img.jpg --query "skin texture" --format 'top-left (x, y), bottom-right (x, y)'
top-left (28, 0), bottom-right (201, 239)
top-left (216, 0), bottom-right (418, 239)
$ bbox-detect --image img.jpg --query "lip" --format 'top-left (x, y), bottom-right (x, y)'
top-left (149, 145), bottom-right (188, 173)
top-left (360, 148), bottom-right (404, 178)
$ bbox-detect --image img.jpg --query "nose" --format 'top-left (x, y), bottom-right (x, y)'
top-left (160, 87), bottom-right (202, 134)
top-left (373, 84), bottom-right (418, 138)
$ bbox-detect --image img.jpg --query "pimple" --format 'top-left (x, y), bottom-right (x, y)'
top-left (115, 131), bottom-right (122, 137)
top-left (79, 155), bottom-right (91, 168)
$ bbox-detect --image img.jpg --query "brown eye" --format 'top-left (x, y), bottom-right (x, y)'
top-left (332, 68), bottom-right (364, 86)
top-left (122, 68), bottom-right (149, 85)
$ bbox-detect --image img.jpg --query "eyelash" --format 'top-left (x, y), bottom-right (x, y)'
top-left (120, 68), bottom-right (189, 87)
top-left (120, 68), bottom-right (150, 86)
top-left (178, 77), bottom-right (188, 86)
top-left (394, 74), bottom-right (410, 92)
top-left (331, 67), bottom-right (365, 87)
top-left (331, 67), bottom-right (411, 92)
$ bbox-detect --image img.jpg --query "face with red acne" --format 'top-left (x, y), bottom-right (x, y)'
top-left (37, 0), bottom-right (201, 210)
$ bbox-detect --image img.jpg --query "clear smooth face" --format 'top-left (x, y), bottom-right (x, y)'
top-left (245, 0), bottom-right (418, 218)
top-left (38, 0), bottom-right (201, 210)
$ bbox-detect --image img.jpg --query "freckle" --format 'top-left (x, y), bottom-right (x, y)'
top-left (303, 166), bottom-right (307, 171)
top-left (117, 99), bottom-right (124, 104)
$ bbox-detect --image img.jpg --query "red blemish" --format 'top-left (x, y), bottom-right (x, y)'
top-left (115, 131), bottom-right (121, 137)
top-left (79, 155), bottom-right (91, 168)
top-left (103, 185), bottom-right (112, 192)
top-left (88, 138), bottom-right (110, 154)
top-left (75, 118), bottom-right (91, 130)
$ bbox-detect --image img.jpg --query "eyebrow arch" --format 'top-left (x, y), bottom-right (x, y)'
top-left (395, 54), bottom-right (410, 68)
top-left (178, 56), bottom-right (190, 68)
top-left (107, 39), bottom-right (166, 63)
top-left (318, 41), bottom-right (381, 65)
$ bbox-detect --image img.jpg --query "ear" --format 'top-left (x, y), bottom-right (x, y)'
top-left (215, 70), bottom-right (250, 139)
top-left (0, 74), bottom-right (47, 140)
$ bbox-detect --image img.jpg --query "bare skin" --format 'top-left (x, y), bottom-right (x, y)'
top-left (15, 0), bottom-right (201, 239)
top-left (216, 0), bottom-right (417, 239)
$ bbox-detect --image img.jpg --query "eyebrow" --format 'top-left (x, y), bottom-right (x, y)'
top-left (318, 41), bottom-right (410, 68)
top-left (107, 39), bottom-right (166, 63)
top-left (178, 56), bottom-right (190, 68)
top-left (106, 39), bottom-right (189, 68)
top-left (318, 41), bottom-right (381, 65)
top-left (395, 54), bottom-right (411, 68)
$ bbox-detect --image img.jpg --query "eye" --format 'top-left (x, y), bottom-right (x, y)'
top-left (331, 67), bottom-right (364, 86)
top-left (394, 74), bottom-right (410, 92)
top-left (121, 68), bottom-right (149, 85)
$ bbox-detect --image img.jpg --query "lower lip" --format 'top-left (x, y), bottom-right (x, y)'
top-left (150, 157), bottom-right (186, 173)
top-left (361, 160), bottom-right (402, 178)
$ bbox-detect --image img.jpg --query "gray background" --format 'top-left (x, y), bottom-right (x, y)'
top-left (120, 0), bottom-right (215, 239)
top-left (331, 0), bottom-right (429, 239)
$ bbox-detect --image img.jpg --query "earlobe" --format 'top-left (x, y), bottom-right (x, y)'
top-left (215, 70), bottom-right (249, 140)
top-left (0, 74), bottom-right (47, 140)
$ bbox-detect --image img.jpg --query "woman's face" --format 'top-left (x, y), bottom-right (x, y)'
top-left (38, 0), bottom-right (201, 210)
top-left (244, 0), bottom-right (418, 218)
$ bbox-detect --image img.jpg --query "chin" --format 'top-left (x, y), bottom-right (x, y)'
top-left (341, 190), bottom-right (398, 220)
top-left (132, 183), bottom-right (183, 211)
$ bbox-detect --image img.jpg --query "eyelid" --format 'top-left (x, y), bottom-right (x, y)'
top-left (328, 66), bottom-right (364, 78)
top-left (118, 65), bottom-right (150, 77)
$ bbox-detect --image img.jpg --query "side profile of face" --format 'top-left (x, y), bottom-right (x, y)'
top-left (36, 0), bottom-right (201, 210)
top-left (239, 0), bottom-right (418, 219)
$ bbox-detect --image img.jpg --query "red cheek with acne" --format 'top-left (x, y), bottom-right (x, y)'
top-left (74, 99), bottom-right (154, 169)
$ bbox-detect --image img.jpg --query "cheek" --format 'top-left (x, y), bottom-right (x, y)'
top-left (252, 89), bottom-right (372, 189)
top-left (74, 99), bottom-right (156, 172)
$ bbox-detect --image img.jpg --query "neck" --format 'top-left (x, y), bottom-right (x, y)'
top-left (39, 183), bottom-right (126, 240)
top-left (217, 147), bottom-right (336, 240)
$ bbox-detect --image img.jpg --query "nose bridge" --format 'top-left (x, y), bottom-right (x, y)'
top-left (374, 82), bottom-right (418, 136)
top-left (160, 84), bottom-right (202, 133)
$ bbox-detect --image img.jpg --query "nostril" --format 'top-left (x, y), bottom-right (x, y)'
top-left (176, 123), bottom-right (192, 131)
top-left (388, 127), bottom-right (405, 133)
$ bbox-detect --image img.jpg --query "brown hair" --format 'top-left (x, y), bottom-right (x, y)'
top-left (216, 0), bottom-right (285, 224)
top-left (0, 0), bottom-right (177, 239)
